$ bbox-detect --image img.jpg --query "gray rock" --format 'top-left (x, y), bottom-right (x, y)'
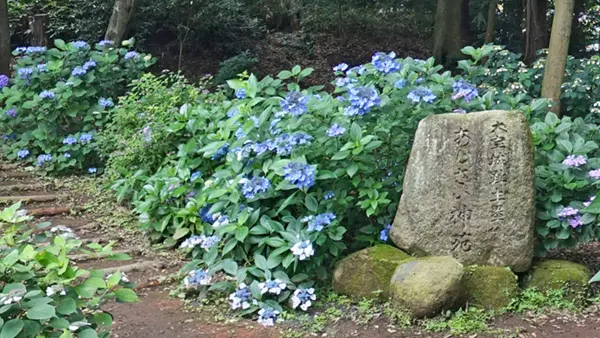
top-left (389, 256), bottom-right (465, 318)
top-left (390, 111), bottom-right (535, 272)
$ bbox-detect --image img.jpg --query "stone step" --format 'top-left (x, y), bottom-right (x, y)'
top-left (0, 183), bottom-right (46, 193)
top-left (0, 171), bottom-right (32, 179)
top-left (69, 249), bottom-right (136, 262)
top-left (26, 206), bottom-right (79, 217)
top-left (0, 194), bottom-right (57, 203)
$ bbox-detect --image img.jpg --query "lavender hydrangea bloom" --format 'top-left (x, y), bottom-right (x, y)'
top-left (283, 162), bottom-right (315, 189)
top-left (25, 46), bottom-right (46, 54)
top-left (71, 41), bottom-right (89, 49)
top-left (98, 98), bottom-right (113, 107)
top-left (40, 90), bottom-right (55, 99)
top-left (380, 224), bottom-right (391, 241)
top-left (557, 207), bottom-right (579, 218)
top-left (37, 64), bottom-right (48, 72)
top-left (302, 213), bottom-right (336, 232)
top-left (372, 52), bottom-right (402, 74)
top-left (124, 51), bottom-right (140, 60)
top-left (98, 40), bottom-right (114, 47)
top-left (452, 80), bottom-right (479, 102)
top-left (180, 235), bottom-right (204, 249)
top-left (18, 68), bottom-right (33, 79)
top-left (408, 87), bottom-right (437, 103)
top-left (79, 134), bottom-right (93, 144)
top-left (71, 66), bottom-right (87, 77)
top-left (63, 136), bottom-right (77, 145)
top-left (235, 88), bottom-right (246, 99)
top-left (0, 74), bottom-right (8, 88)
top-left (568, 215), bottom-right (584, 228)
top-left (584, 196), bottom-right (596, 207)
top-left (229, 283), bottom-right (253, 310)
top-left (5, 109), bottom-right (16, 118)
top-left (326, 123), bottom-right (346, 137)
top-left (182, 269), bottom-right (211, 289)
top-left (589, 169), bottom-right (600, 179)
top-left (239, 177), bottom-right (271, 199)
top-left (333, 63), bottom-right (349, 72)
top-left (37, 154), bottom-right (52, 166)
top-left (344, 85), bottom-right (381, 116)
top-left (17, 149), bottom-right (29, 158)
top-left (291, 288), bottom-right (316, 311)
top-left (201, 235), bottom-right (220, 250)
top-left (281, 91), bottom-right (309, 116)
top-left (563, 155), bottom-right (587, 167)
top-left (291, 240), bottom-right (314, 260)
top-left (335, 77), bottom-right (357, 89)
top-left (83, 60), bottom-right (97, 71)
top-left (257, 308), bottom-right (281, 327)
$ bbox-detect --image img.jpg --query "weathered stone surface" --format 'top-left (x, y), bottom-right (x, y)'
top-left (390, 111), bottom-right (535, 272)
top-left (524, 259), bottom-right (591, 298)
top-left (333, 245), bottom-right (412, 299)
top-left (389, 256), bottom-right (464, 318)
top-left (463, 266), bottom-right (519, 310)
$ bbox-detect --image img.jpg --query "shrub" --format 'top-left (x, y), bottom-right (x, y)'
top-left (0, 202), bottom-right (139, 337)
top-left (214, 51), bottom-right (260, 85)
top-left (0, 39), bottom-right (154, 174)
top-left (116, 53), bottom-right (545, 321)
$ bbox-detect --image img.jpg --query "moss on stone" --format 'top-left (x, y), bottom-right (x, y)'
top-left (332, 245), bottom-right (413, 299)
top-left (524, 260), bottom-right (591, 299)
top-left (463, 266), bottom-right (519, 310)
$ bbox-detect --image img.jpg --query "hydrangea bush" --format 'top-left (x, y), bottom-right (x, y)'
top-left (0, 203), bottom-right (139, 337)
top-left (0, 40), bottom-right (154, 174)
top-left (117, 53), bottom-right (546, 323)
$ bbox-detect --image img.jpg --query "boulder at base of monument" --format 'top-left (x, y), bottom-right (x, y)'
top-left (332, 245), bottom-right (412, 299)
top-left (463, 265), bottom-right (519, 310)
top-left (389, 256), bottom-right (465, 318)
top-left (523, 259), bottom-right (591, 299)
top-left (390, 110), bottom-right (535, 272)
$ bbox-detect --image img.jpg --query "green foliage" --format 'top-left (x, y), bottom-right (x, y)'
top-left (506, 287), bottom-right (578, 313)
top-left (424, 307), bottom-right (492, 335)
top-left (0, 39), bottom-right (154, 174)
top-left (0, 203), bottom-right (138, 337)
top-left (214, 52), bottom-right (259, 85)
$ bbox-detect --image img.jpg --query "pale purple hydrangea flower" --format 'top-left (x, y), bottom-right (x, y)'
top-left (563, 155), bottom-right (587, 167)
top-left (333, 63), bottom-right (349, 72)
top-left (5, 109), bottom-right (16, 118)
top-left (0, 74), bottom-right (8, 88)
top-left (327, 123), bottom-right (346, 137)
top-left (589, 169), bottom-right (600, 179)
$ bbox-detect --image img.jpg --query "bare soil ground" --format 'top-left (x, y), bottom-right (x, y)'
top-left (2, 163), bottom-right (600, 338)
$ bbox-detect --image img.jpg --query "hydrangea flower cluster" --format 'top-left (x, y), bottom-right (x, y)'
top-left (302, 213), bottom-right (336, 232)
top-left (182, 269), bottom-right (211, 289)
top-left (324, 191), bottom-right (335, 200)
top-left (240, 177), bottom-right (271, 199)
top-left (199, 205), bottom-right (214, 223)
top-left (326, 123), bottom-right (346, 137)
top-left (229, 283), bottom-right (253, 310)
top-left (212, 214), bottom-right (230, 228)
top-left (0, 74), bottom-right (9, 88)
top-left (259, 279), bottom-right (286, 295)
top-left (212, 143), bottom-right (229, 160)
top-left (37, 154), bottom-right (52, 166)
top-left (17, 67), bottom-right (33, 79)
top-left (98, 97), bottom-right (114, 108)
top-left (5, 108), bottom-right (16, 118)
top-left (63, 136), bottom-right (77, 145)
top-left (380, 223), bottom-right (391, 241)
top-left (72, 66), bottom-right (87, 77)
top-left (333, 63), bottom-right (348, 72)
top-left (557, 207), bottom-right (583, 228)
top-left (257, 308), bottom-right (281, 327)
top-left (236, 89), bottom-right (246, 99)
top-left (344, 85), bottom-right (381, 116)
top-left (83, 60), bottom-right (96, 71)
top-left (372, 52), bottom-right (402, 74)
top-left (17, 149), bottom-right (29, 158)
top-left (37, 64), bottom-right (48, 72)
top-left (14, 46), bottom-right (46, 55)
top-left (589, 169), bottom-right (600, 179)
top-left (0, 289), bottom-right (25, 305)
top-left (291, 288), bottom-right (316, 311)
top-left (98, 40), bottom-right (113, 47)
top-left (452, 80), bottom-right (479, 102)
top-left (40, 90), bottom-right (55, 99)
top-left (79, 133), bottom-right (93, 144)
top-left (283, 162), bottom-right (315, 189)
top-left (291, 240), bottom-right (314, 260)
top-left (124, 51), bottom-right (140, 60)
top-left (280, 91), bottom-right (309, 116)
top-left (72, 41), bottom-right (89, 49)
top-left (563, 155), bottom-right (587, 167)
top-left (395, 79), bottom-right (407, 89)
top-left (407, 87), bottom-right (436, 103)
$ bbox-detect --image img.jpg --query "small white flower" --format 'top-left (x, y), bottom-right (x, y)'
top-left (46, 285), bottom-right (66, 297)
top-left (291, 240), bottom-right (314, 260)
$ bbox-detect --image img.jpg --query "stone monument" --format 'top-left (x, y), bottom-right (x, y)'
top-left (390, 110), bottom-right (535, 272)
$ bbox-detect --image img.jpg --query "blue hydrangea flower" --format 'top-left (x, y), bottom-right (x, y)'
top-left (71, 41), bottom-right (89, 49)
top-left (240, 177), bottom-right (271, 199)
top-left (98, 40), bottom-right (114, 47)
top-left (25, 46), bottom-right (46, 54)
top-left (283, 162), bottom-right (315, 189)
top-left (63, 136), bottom-right (77, 145)
top-left (201, 235), bottom-right (220, 250)
top-left (71, 66), bottom-right (87, 77)
top-left (79, 133), bottom-right (93, 144)
top-left (259, 279), bottom-right (286, 295)
top-left (18, 68), bottom-right (33, 79)
top-left (199, 205), bottom-right (214, 224)
top-left (191, 171), bottom-right (202, 181)
top-left (407, 87), bottom-right (437, 103)
top-left (212, 143), bottom-right (229, 160)
top-left (36, 64), bottom-right (48, 72)
top-left (5, 109), bottom-right (16, 118)
top-left (372, 52), bottom-right (402, 73)
top-left (281, 91), bottom-right (309, 117)
top-left (37, 154), bottom-right (52, 166)
top-left (269, 118), bottom-right (282, 135)
top-left (182, 269), bottom-right (211, 289)
top-left (394, 79), bottom-right (407, 89)
top-left (324, 191), bottom-right (335, 200)
top-left (98, 98), bottom-right (113, 108)
top-left (235, 127), bottom-right (245, 139)
top-left (380, 224), bottom-right (391, 241)
top-left (40, 90), bottom-right (55, 99)
top-left (83, 60), bottom-right (97, 71)
top-left (257, 307), bottom-right (281, 327)
top-left (335, 77), bottom-right (357, 89)
top-left (180, 235), bottom-right (204, 249)
top-left (291, 240), bottom-right (314, 260)
top-left (229, 283), bottom-right (253, 310)
top-left (17, 149), bottom-right (29, 159)
top-left (452, 80), bottom-right (479, 102)
top-left (0, 74), bottom-right (8, 88)
top-left (333, 63), bottom-right (349, 72)
top-left (14, 47), bottom-right (27, 54)
top-left (415, 77), bottom-right (424, 84)
top-left (124, 51), bottom-right (140, 60)
top-left (344, 85), bottom-right (381, 116)
top-left (302, 213), bottom-right (336, 232)
top-left (291, 288), bottom-right (316, 311)
top-left (327, 123), bottom-right (346, 137)
top-left (347, 65), bottom-right (366, 75)
top-left (88, 168), bottom-right (97, 174)
top-left (235, 88), bottom-right (246, 99)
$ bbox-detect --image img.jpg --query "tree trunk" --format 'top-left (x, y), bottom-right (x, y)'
top-left (541, 0), bottom-right (575, 116)
top-left (433, 0), bottom-right (465, 66)
top-left (524, 0), bottom-right (549, 64)
top-left (0, 0), bottom-right (10, 77)
top-left (105, 0), bottom-right (137, 45)
top-left (460, 0), bottom-right (472, 45)
top-left (485, 0), bottom-right (498, 43)
top-left (29, 14), bottom-right (48, 46)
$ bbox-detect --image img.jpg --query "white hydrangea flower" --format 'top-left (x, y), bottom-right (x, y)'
top-left (291, 240), bottom-right (314, 260)
top-left (258, 279), bottom-right (286, 295)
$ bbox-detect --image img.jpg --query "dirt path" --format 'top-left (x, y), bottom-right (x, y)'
top-left (2, 163), bottom-right (600, 338)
